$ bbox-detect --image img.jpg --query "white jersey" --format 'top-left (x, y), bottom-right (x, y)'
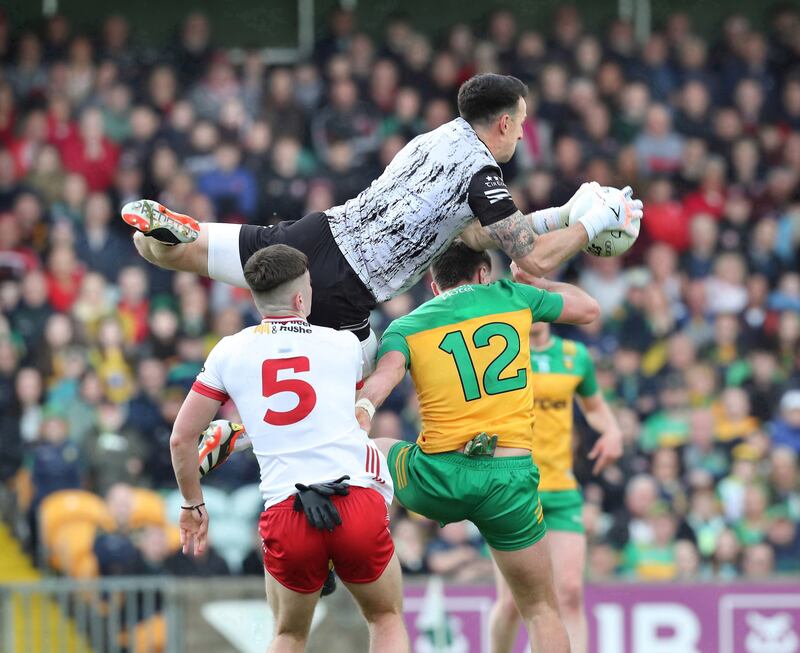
top-left (326, 117), bottom-right (515, 302)
top-left (193, 317), bottom-right (393, 509)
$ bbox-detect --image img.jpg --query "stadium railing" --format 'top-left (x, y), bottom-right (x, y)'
top-left (0, 576), bottom-right (181, 653)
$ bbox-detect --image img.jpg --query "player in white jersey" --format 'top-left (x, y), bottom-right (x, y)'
top-left (122, 73), bottom-right (643, 370)
top-left (170, 244), bottom-right (409, 653)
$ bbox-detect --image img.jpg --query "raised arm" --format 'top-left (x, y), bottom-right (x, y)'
top-left (355, 350), bottom-right (407, 431)
top-left (461, 181), bottom-right (642, 277)
top-left (512, 263), bottom-right (600, 325)
top-left (462, 171), bottom-right (594, 275)
top-left (484, 212), bottom-right (590, 276)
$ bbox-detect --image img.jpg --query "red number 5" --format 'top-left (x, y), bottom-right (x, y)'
top-left (261, 357), bottom-right (317, 426)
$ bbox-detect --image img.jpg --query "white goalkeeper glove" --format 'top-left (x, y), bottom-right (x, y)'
top-left (530, 182), bottom-right (601, 235)
top-left (559, 181), bottom-right (602, 225)
top-left (576, 185), bottom-right (644, 241)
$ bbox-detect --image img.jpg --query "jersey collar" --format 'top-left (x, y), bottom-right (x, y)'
top-left (455, 116), bottom-right (499, 165)
top-left (261, 315), bottom-right (308, 324)
top-left (439, 283), bottom-right (477, 298)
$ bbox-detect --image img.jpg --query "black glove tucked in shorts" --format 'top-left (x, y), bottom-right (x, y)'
top-left (293, 475), bottom-right (351, 531)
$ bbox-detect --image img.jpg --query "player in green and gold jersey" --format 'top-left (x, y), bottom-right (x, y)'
top-left (356, 242), bottom-right (601, 653)
top-left (490, 305), bottom-right (623, 653)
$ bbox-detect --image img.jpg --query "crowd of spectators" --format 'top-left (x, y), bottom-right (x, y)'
top-left (1, 4), bottom-right (799, 583)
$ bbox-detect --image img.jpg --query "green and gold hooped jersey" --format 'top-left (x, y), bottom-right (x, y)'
top-left (530, 337), bottom-right (598, 491)
top-left (379, 280), bottom-right (564, 454)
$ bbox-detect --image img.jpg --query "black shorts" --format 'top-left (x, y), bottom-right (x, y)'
top-left (239, 212), bottom-right (376, 340)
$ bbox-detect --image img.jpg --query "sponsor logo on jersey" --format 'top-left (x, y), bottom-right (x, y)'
top-left (275, 322), bottom-right (312, 334)
top-left (255, 322), bottom-right (313, 335)
top-left (484, 187), bottom-right (513, 204)
top-left (533, 398), bottom-right (569, 410)
top-left (441, 285), bottom-right (475, 298)
top-left (484, 174), bottom-right (512, 203)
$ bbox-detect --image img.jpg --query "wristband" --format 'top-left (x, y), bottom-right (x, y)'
top-left (355, 398), bottom-right (376, 420)
top-left (530, 207), bottom-right (563, 235)
top-left (181, 502), bottom-right (205, 516)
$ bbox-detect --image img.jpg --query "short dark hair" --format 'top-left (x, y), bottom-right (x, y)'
top-left (431, 242), bottom-right (492, 290)
top-left (457, 74), bottom-right (528, 125)
top-left (243, 245), bottom-right (308, 294)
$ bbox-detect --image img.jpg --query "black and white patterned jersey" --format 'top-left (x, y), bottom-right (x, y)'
top-left (326, 117), bottom-right (518, 301)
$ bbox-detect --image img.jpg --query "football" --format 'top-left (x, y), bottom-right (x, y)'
top-left (569, 185), bottom-right (641, 257)
top-left (197, 420), bottom-right (247, 476)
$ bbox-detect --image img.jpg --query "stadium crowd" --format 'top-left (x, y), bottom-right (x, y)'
top-left (1, 5), bottom-right (799, 583)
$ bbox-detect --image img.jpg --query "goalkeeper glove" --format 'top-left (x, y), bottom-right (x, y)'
top-left (293, 476), bottom-right (351, 531)
top-left (577, 185), bottom-right (644, 240)
top-left (530, 182), bottom-right (601, 235)
top-left (558, 181), bottom-right (602, 225)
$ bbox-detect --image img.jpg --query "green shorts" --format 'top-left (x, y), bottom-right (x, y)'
top-left (539, 489), bottom-right (584, 533)
top-left (387, 443), bottom-right (546, 551)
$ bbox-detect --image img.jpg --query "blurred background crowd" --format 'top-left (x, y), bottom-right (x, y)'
top-left (0, 3), bottom-right (799, 585)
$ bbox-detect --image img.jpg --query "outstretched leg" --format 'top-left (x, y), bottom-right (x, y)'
top-left (125, 196), bottom-right (210, 278)
top-left (372, 437), bottom-right (401, 458)
top-left (124, 200), bottom-right (248, 285)
top-left (132, 229), bottom-right (209, 276)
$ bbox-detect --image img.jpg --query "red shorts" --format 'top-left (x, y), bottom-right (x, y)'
top-left (259, 486), bottom-right (394, 594)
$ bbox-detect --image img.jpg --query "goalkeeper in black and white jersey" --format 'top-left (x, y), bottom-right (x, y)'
top-left (122, 73), bottom-right (642, 370)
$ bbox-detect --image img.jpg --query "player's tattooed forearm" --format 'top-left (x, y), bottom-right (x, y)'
top-left (485, 211), bottom-right (537, 258)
